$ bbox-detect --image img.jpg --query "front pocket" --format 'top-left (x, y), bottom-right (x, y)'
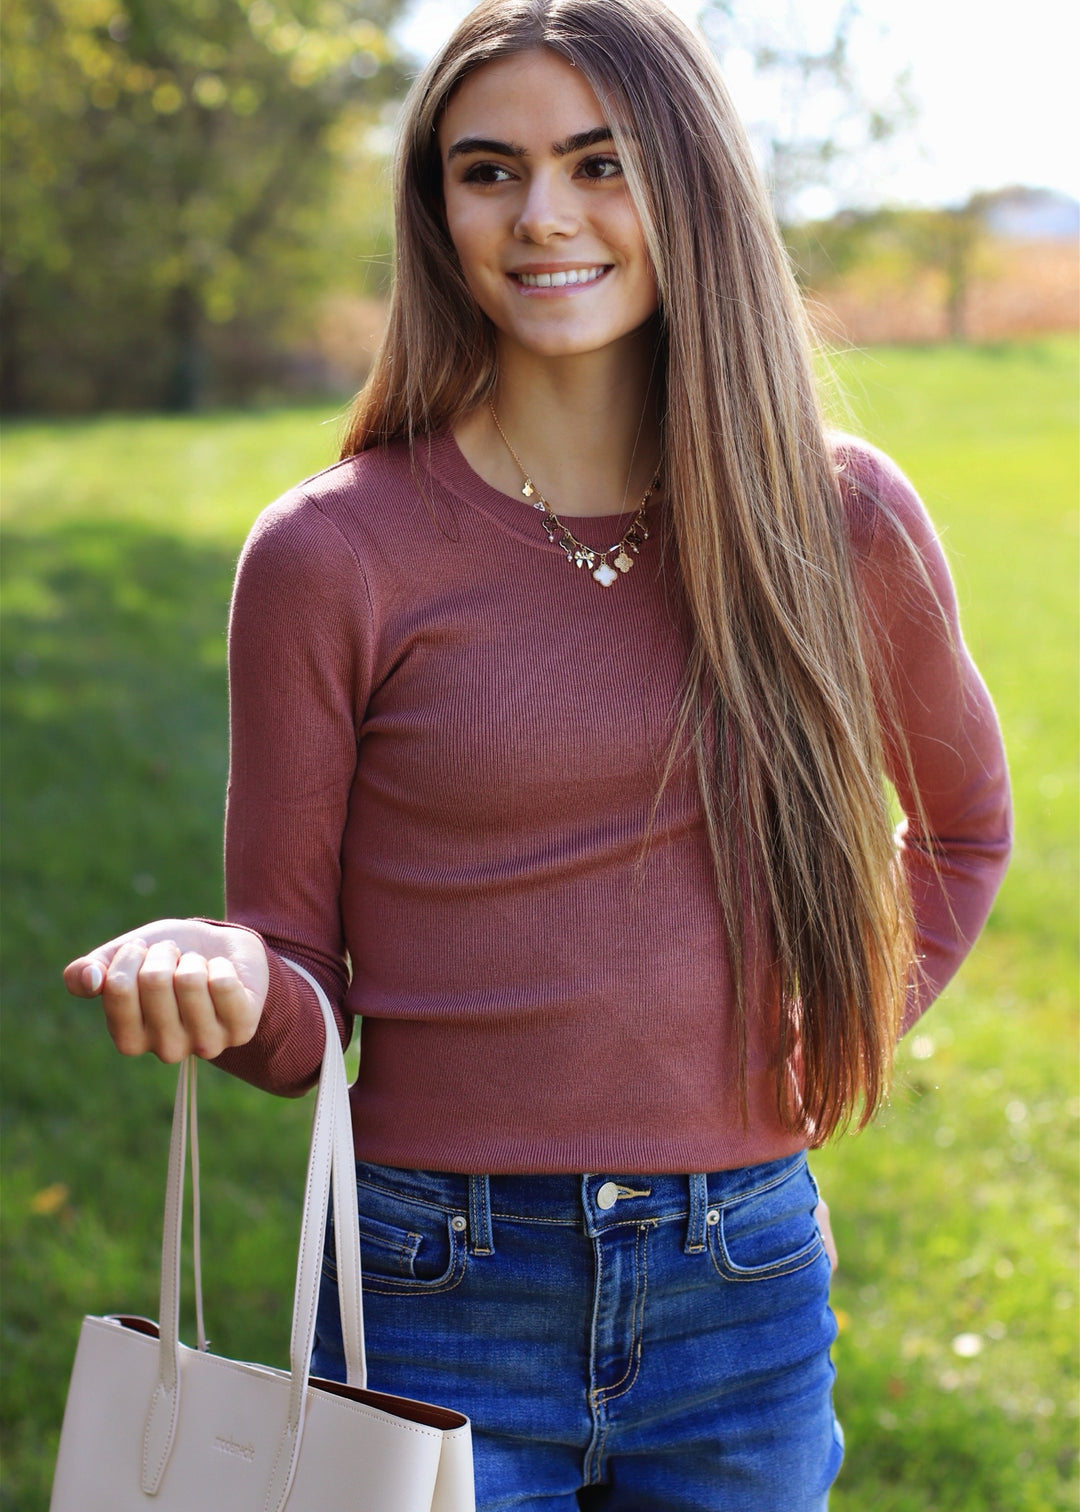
top-left (324, 1184), bottom-right (468, 1295)
top-left (354, 1213), bottom-right (423, 1278)
top-left (708, 1158), bottom-right (825, 1282)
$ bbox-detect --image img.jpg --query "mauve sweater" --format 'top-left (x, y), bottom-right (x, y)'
top-left (214, 431), bottom-right (1011, 1174)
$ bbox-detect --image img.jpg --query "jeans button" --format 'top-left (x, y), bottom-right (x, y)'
top-left (596, 1181), bottom-right (619, 1210)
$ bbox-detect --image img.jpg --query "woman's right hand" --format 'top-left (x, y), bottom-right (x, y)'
top-left (63, 919), bottom-right (269, 1064)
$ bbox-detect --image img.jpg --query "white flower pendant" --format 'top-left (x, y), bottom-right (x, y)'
top-left (592, 561), bottom-right (619, 587)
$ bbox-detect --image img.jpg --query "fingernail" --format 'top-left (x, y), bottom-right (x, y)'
top-left (86, 963), bottom-right (104, 993)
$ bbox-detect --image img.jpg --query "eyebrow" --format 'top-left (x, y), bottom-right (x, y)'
top-left (446, 126), bottom-right (615, 162)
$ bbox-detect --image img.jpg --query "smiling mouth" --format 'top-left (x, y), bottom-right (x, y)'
top-left (510, 266), bottom-right (612, 289)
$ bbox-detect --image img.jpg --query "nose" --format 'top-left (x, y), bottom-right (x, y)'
top-left (513, 170), bottom-right (579, 245)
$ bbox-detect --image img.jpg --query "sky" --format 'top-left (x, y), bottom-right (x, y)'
top-left (392, 0), bottom-right (1080, 215)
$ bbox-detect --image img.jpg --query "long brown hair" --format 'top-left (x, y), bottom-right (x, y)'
top-left (342, 0), bottom-right (918, 1142)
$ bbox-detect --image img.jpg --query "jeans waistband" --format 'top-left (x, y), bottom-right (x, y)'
top-left (353, 1153), bottom-right (810, 1255)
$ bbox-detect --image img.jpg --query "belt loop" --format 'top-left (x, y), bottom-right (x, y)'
top-left (685, 1173), bottom-right (709, 1254)
top-left (468, 1175), bottom-right (494, 1255)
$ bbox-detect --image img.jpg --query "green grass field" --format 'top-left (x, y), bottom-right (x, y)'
top-left (2, 338), bottom-right (1077, 1509)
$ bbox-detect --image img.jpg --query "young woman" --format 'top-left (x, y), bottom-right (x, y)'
top-left (64, 1), bottom-right (1012, 1506)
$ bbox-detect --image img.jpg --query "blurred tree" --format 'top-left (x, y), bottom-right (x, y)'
top-left (701, 0), bottom-right (915, 224)
top-left (902, 204), bottom-right (985, 341)
top-left (784, 200), bottom-right (995, 341)
top-left (0, 0), bottom-right (406, 411)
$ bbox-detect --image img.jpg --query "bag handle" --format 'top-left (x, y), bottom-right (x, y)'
top-left (140, 958), bottom-right (367, 1509)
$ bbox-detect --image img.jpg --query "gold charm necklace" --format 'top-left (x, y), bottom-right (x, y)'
top-left (488, 402), bottom-right (659, 588)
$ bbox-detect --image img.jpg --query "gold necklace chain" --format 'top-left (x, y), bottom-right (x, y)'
top-left (488, 402), bottom-right (659, 588)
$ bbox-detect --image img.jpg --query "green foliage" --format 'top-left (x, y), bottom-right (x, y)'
top-left (785, 203), bottom-right (996, 338)
top-left (0, 0), bottom-right (404, 411)
top-left (1, 341), bottom-right (1077, 1508)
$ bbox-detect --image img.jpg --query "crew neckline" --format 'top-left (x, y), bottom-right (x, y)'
top-left (422, 429), bottom-right (660, 551)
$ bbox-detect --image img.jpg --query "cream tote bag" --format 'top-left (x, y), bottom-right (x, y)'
top-left (50, 959), bottom-right (475, 1511)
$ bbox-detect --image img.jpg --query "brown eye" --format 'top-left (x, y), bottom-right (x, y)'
top-left (462, 162), bottom-right (515, 184)
top-left (577, 155), bottom-right (622, 181)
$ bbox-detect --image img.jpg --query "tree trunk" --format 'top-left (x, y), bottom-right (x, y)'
top-left (163, 283), bottom-right (205, 411)
top-left (944, 213), bottom-right (975, 343)
top-left (0, 274), bottom-right (26, 412)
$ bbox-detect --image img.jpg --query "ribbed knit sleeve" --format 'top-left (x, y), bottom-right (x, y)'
top-left (213, 483), bottom-right (374, 1094)
top-left (838, 438), bottom-right (1013, 1031)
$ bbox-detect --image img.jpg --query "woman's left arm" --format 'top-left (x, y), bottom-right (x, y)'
top-left (843, 440), bottom-right (1013, 1032)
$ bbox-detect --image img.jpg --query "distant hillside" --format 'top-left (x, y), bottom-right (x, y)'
top-left (975, 186), bottom-right (1080, 243)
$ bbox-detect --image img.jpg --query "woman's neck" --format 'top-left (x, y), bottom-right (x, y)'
top-left (454, 333), bottom-right (662, 518)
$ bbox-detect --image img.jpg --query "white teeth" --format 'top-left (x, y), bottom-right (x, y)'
top-left (516, 267), bottom-right (607, 288)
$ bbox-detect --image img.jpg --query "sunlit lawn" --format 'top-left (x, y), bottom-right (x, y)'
top-left (2, 338), bottom-right (1077, 1509)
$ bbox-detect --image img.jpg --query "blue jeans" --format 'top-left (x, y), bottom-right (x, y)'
top-left (312, 1153), bottom-right (843, 1511)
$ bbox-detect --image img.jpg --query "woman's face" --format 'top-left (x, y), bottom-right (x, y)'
top-left (438, 49), bottom-right (659, 364)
